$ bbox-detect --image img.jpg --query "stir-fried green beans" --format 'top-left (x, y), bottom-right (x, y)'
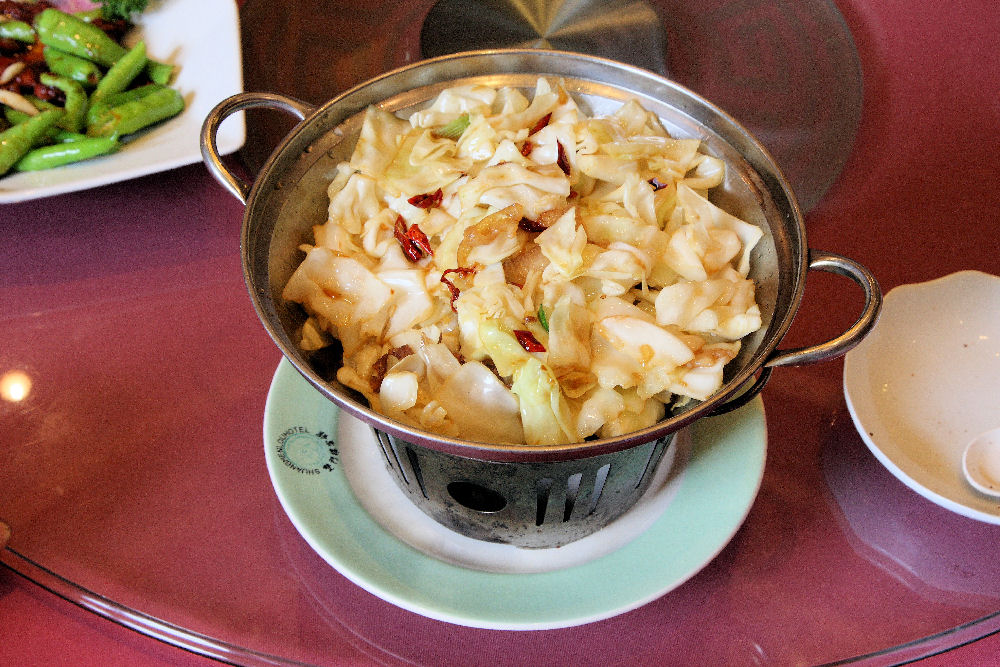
top-left (40, 74), bottom-right (87, 133)
top-left (87, 86), bottom-right (183, 138)
top-left (86, 82), bottom-right (164, 125)
top-left (44, 48), bottom-right (103, 87)
top-left (15, 136), bottom-right (120, 171)
top-left (34, 9), bottom-right (174, 85)
top-left (90, 41), bottom-right (147, 107)
top-left (0, 9), bottom-right (184, 177)
top-left (0, 110), bottom-right (64, 174)
top-left (34, 9), bottom-right (127, 67)
top-left (0, 20), bottom-right (36, 43)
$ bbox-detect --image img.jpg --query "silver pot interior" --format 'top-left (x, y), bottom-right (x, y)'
top-left (240, 50), bottom-right (805, 461)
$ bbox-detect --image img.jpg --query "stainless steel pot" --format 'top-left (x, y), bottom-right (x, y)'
top-left (201, 50), bottom-right (880, 547)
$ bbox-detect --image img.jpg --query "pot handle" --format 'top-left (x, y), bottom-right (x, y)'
top-left (200, 92), bottom-right (317, 204)
top-left (710, 249), bottom-right (880, 415)
top-left (766, 249), bottom-right (882, 367)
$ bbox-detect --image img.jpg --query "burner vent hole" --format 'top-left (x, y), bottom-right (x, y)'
top-left (535, 477), bottom-right (553, 525)
top-left (375, 430), bottom-right (408, 485)
top-left (405, 447), bottom-right (428, 499)
top-left (447, 481), bottom-right (507, 514)
top-left (588, 464), bottom-right (611, 515)
top-left (564, 473), bottom-right (583, 522)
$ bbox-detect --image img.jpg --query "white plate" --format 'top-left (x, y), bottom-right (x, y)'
top-left (0, 0), bottom-right (245, 203)
top-left (263, 358), bottom-right (767, 630)
top-left (338, 407), bottom-right (685, 574)
top-left (843, 270), bottom-right (1000, 524)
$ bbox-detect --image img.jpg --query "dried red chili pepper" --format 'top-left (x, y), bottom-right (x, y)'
top-left (407, 188), bottom-right (443, 209)
top-left (394, 216), bottom-right (421, 261)
top-left (529, 113), bottom-right (551, 135)
top-left (394, 216), bottom-right (422, 261)
top-left (440, 267), bottom-right (477, 312)
top-left (556, 141), bottom-right (571, 175)
top-left (514, 329), bottom-right (546, 353)
top-left (520, 141), bottom-right (533, 157)
top-left (393, 216), bottom-right (433, 261)
top-left (407, 223), bottom-right (433, 257)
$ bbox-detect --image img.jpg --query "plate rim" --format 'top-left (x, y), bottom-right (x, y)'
top-left (263, 358), bottom-right (767, 630)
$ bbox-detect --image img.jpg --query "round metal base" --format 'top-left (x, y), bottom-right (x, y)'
top-left (420, 0), bottom-right (668, 75)
top-left (373, 428), bottom-right (673, 548)
top-left (420, 0), bottom-right (862, 211)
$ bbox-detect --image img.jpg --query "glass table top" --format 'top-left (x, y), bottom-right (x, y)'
top-left (3, 0), bottom-right (1000, 664)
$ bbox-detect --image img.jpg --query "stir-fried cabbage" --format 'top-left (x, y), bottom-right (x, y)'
top-left (282, 79), bottom-right (765, 445)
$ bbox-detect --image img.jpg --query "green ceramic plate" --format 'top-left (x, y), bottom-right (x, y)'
top-left (264, 359), bottom-right (766, 630)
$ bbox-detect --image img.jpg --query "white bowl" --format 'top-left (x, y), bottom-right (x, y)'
top-left (843, 270), bottom-right (1000, 523)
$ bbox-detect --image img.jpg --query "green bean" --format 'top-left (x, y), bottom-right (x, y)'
top-left (0, 109), bottom-right (63, 175)
top-left (86, 82), bottom-right (165, 126)
top-left (40, 73), bottom-right (87, 133)
top-left (34, 9), bottom-right (175, 84)
top-left (3, 109), bottom-right (88, 143)
top-left (44, 47), bottom-right (102, 87)
top-left (4, 96), bottom-right (60, 126)
top-left (53, 130), bottom-right (88, 143)
top-left (91, 41), bottom-right (147, 107)
top-left (3, 107), bottom-right (32, 126)
top-left (73, 9), bottom-right (104, 23)
top-left (34, 9), bottom-right (127, 67)
top-left (0, 20), bottom-right (36, 42)
top-left (145, 60), bottom-right (175, 86)
top-left (14, 136), bottom-right (119, 171)
top-left (6, 108), bottom-right (46, 127)
top-left (87, 86), bottom-right (184, 138)
top-left (12, 95), bottom-right (59, 113)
